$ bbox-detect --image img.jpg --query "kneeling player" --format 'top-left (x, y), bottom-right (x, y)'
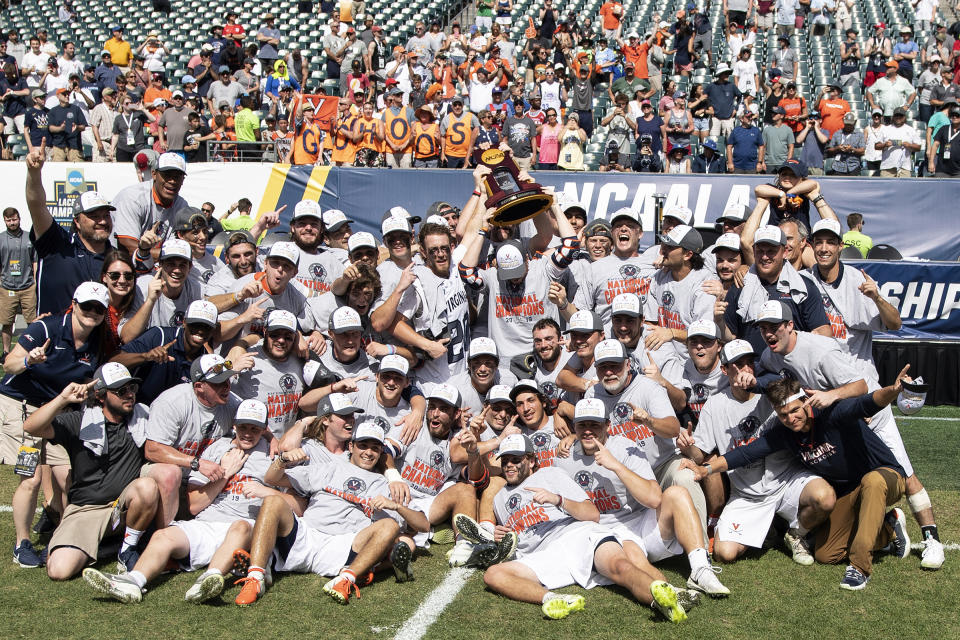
top-left (82, 400), bottom-right (298, 603)
top-left (554, 399), bottom-right (729, 597)
top-left (477, 434), bottom-right (692, 623)
top-left (234, 417), bottom-right (427, 605)
top-left (677, 341), bottom-right (835, 565)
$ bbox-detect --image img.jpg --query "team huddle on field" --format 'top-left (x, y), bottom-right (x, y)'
top-left (2, 144), bottom-right (943, 621)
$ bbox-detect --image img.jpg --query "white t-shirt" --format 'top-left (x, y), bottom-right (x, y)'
top-left (877, 123), bottom-right (921, 171)
top-left (121, 276), bottom-right (205, 334)
top-left (643, 267), bottom-right (715, 341)
top-left (679, 358), bottom-right (729, 421)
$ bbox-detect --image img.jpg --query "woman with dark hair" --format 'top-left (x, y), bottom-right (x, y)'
top-left (1, 281), bottom-right (111, 568)
top-left (100, 249), bottom-right (137, 353)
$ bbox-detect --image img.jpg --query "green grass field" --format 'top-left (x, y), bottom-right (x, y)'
top-left (0, 408), bottom-right (958, 640)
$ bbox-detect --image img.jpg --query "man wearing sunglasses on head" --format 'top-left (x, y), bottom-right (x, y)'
top-left (22, 362), bottom-right (162, 580)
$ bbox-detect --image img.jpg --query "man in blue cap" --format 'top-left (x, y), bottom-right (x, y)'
top-left (691, 138), bottom-right (725, 173)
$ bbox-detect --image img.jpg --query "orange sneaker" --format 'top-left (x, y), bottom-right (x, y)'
top-left (355, 571), bottom-right (375, 587)
top-left (323, 575), bottom-right (360, 604)
top-left (234, 576), bottom-right (264, 606)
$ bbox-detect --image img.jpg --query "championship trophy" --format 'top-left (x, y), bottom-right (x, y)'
top-left (473, 148), bottom-right (554, 227)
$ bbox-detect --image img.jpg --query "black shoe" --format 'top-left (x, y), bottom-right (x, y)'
top-left (33, 505), bottom-right (59, 535)
top-left (390, 541), bottom-right (414, 583)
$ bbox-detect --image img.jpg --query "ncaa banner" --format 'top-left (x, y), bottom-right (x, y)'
top-left (856, 260), bottom-right (960, 340)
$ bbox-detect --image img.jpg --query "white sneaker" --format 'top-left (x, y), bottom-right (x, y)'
top-left (82, 568), bottom-right (143, 604)
top-left (687, 565), bottom-right (730, 597)
top-left (447, 539), bottom-right (476, 567)
top-left (184, 572), bottom-right (225, 603)
top-left (921, 537), bottom-right (945, 570)
top-left (784, 529), bottom-right (815, 566)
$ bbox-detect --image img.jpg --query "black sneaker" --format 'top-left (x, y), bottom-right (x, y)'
top-left (33, 506), bottom-right (59, 535)
top-left (117, 547), bottom-right (140, 574)
top-left (390, 541), bottom-right (414, 583)
top-left (13, 539), bottom-right (44, 568)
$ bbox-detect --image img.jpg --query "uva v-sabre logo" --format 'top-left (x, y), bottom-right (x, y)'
top-left (344, 477), bottom-right (367, 494)
top-left (737, 416), bottom-right (761, 438)
top-left (662, 291), bottom-right (675, 309)
top-left (507, 493), bottom-right (523, 512)
top-left (45, 169), bottom-right (97, 228)
top-left (279, 374), bottom-right (298, 392)
top-left (530, 432), bottom-right (551, 450)
top-left (574, 470), bottom-right (593, 489)
top-left (619, 264), bottom-right (640, 279)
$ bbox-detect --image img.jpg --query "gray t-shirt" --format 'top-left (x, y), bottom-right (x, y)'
top-left (502, 115), bottom-right (537, 158)
top-left (111, 179), bottom-right (188, 245)
top-left (206, 80), bottom-right (244, 109)
top-left (679, 358), bottom-right (729, 421)
top-left (293, 245), bottom-right (345, 295)
top-left (574, 253), bottom-right (657, 326)
top-left (189, 437), bottom-right (274, 522)
top-left (121, 275), bottom-right (205, 334)
top-left (158, 106), bottom-right (195, 150)
top-left (0, 230), bottom-right (36, 291)
top-left (446, 370), bottom-right (519, 415)
top-left (761, 124), bottom-right (795, 167)
top-left (230, 346), bottom-right (305, 439)
top-left (386, 421), bottom-right (460, 498)
top-left (146, 382), bottom-right (240, 458)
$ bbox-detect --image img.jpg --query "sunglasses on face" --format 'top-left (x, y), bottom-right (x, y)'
top-left (427, 245), bottom-right (451, 255)
top-left (78, 301), bottom-right (107, 314)
top-left (106, 271), bottom-right (134, 282)
top-left (110, 383), bottom-right (139, 397)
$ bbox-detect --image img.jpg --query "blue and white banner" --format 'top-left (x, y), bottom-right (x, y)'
top-left (856, 260), bottom-right (960, 340)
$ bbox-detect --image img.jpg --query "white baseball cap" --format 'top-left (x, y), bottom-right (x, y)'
top-left (73, 281), bottom-right (110, 308)
top-left (322, 208), bottom-right (353, 231)
top-left (609, 207), bottom-right (641, 226)
top-left (72, 190), bottom-right (115, 216)
top-left (594, 339), bottom-right (628, 364)
top-left (659, 224), bottom-right (703, 252)
top-left (318, 392), bottom-right (364, 416)
top-left (611, 293), bottom-right (642, 318)
top-left (329, 306), bottom-right (362, 333)
top-left (486, 384), bottom-right (513, 405)
top-left (160, 238), bottom-right (191, 261)
top-left (711, 232), bottom-right (742, 253)
top-left (496, 433), bottom-right (533, 458)
top-left (717, 203), bottom-right (749, 224)
top-left (157, 152), bottom-right (187, 174)
top-left (756, 300), bottom-right (793, 324)
top-left (352, 421), bottom-right (386, 443)
top-left (381, 215), bottom-right (412, 236)
top-left (564, 310), bottom-right (604, 334)
top-left (574, 398), bottom-right (607, 424)
top-left (425, 214), bottom-right (449, 227)
top-left (897, 376), bottom-right (928, 415)
top-left (720, 339), bottom-right (755, 365)
top-left (185, 300), bottom-right (218, 327)
top-left (235, 399), bottom-right (268, 428)
top-left (469, 337), bottom-right (499, 360)
top-left (378, 353), bottom-right (409, 377)
top-left (811, 219), bottom-right (842, 239)
top-left (663, 205), bottom-right (692, 225)
top-left (427, 383), bottom-right (461, 408)
top-left (686, 319), bottom-right (719, 340)
top-left (94, 362), bottom-right (140, 391)
top-left (495, 242), bottom-right (526, 280)
top-left (267, 241), bottom-right (300, 266)
top-left (266, 309), bottom-right (298, 333)
top-left (347, 232), bottom-right (377, 253)
top-left (190, 353), bottom-right (235, 383)
top-left (753, 225), bottom-right (785, 246)
top-left (291, 199), bottom-right (322, 221)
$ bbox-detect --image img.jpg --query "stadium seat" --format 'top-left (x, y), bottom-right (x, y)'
top-left (840, 246), bottom-right (865, 260)
top-left (866, 244), bottom-right (903, 260)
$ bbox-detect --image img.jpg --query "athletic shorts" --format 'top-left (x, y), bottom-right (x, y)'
top-left (611, 508), bottom-right (684, 562)
top-left (173, 518), bottom-right (254, 571)
top-left (409, 481), bottom-right (456, 548)
top-left (867, 406), bottom-right (913, 477)
top-left (716, 469), bottom-right (818, 548)
top-left (517, 521), bottom-right (628, 590)
top-left (272, 516), bottom-right (355, 576)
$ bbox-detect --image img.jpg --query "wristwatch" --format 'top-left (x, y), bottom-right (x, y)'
top-left (190, 458), bottom-right (200, 472)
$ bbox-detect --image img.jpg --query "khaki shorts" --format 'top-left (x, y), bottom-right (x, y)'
top-left (48, 482), bottom-right (134, 560)
top-left (709, 117), bottom-right (735, 137)
top-left (51, 147), bottom-right (83, 162)
top-left (0, 393), bottom-right (70, 467)
top-left (0, 284), bottom-right (37, 327)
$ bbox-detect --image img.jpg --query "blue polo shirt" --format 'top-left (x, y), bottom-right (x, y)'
top-left (31, 222), bottom-right (110, 315)
top-left (120, 326), bottom-right (197, 405)
top-left (0, 313), bottom-right (102, 405)
top-left (723, 276), bottom-right (829, 354)
top-left (727, 124), bottom-right (764, 169)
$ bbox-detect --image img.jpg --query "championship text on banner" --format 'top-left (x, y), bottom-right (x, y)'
top-left (855, 261), bottom-right (960, 341)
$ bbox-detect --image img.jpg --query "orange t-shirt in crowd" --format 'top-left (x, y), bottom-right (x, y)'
top-left (483, 58), bottom-right (513, 88)
top-left (622, 42), bottom-right (650, 78)
top-left (817, 97), bottom-right (851, 138)
top-left (413, 122), bottom-right (441, 159)
top-left (331, 114), bottom-right (359, 164)
top-left (778, 97), bottom-right (807, 134)
top-left (357, 116), bottom-right (382, 151)
top-left (443, 111), bottom-right (474, 159)
top-left (598, 2), bottom-right (623, 30)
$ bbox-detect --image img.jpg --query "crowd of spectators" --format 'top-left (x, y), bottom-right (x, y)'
top-left (1, 1), bottom-right (959, 174)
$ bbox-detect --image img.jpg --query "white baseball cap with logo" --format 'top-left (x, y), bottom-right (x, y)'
top-left (897, 376), bottom-right (928, 415)
top-left (753, 225), bottom-right (785, 246)
top-left (469, 337), bottom-right (499, 360)
top-left (427, 383), bottom-right (461, 407)
top-left (74, 281), bottom-right (110, 308)
top-left (496, 433), bottom-right (533, 458)
top-left (94, 362), bottom-right (140, 391)
top-left (574, 398), bottom-right (607, 424)
top-left (594, 339), bottom-right (628, 364)
top-left (663, 205), bottom-right (693, 225)
top-left (611, 293), bottom-right (642, 318)
top-left (609, 207), bottom-right (641, 225)
top-left (292, 199), bottom-right (322, 221)
top-left (352, 421), bottom-right (386, 443)
top-left (235, 399), bottom-right (268, 428)
top-left (185, 300), bottom-right (218, 327)
top-left (157, 152), bottom-right (187, 174)
top-left (686, 319), bottom-right (719, 340)
top-left (564, 310), bottom-right (604, 334)
top-left (322, 208), bottom-right (353, 231)
top-left (756, 300), bottom-right (793, 324)
top-left (347, 232), bottom-right (377, 253)
top-left (329, 306), bottom-right (362, 333)
top-left (720, 339), bottom-right (755, 365)
top-left (811, 218), bottom-right (842, 239)
top-left (487, 384), bottom-right (513, 405)
top-left (266, 309), bottom-right (298, 333)
top-left (381, 215), bottom-right (412, 236)
top-left (73, 191), bottom-right (115, 216)
top-left (711, 232), bottom-right (742, 253)
top-left (378, 354), bottom-right (409, 377)
top-left (267, 241), bottom-right (300, 266)
top-left (319, 392), bottom-right (364, 416)
top-left (160, 238), bottom-right (192, 262)
top-left (495, 242), bottom-right (526, 280)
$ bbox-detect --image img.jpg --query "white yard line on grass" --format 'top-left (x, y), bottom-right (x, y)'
top-left (898, 416), bottom-right (960, 422)
top-left (912, 542), bottom-right (960, 551)
top-left (393, 567), bottom-right (474, 640)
